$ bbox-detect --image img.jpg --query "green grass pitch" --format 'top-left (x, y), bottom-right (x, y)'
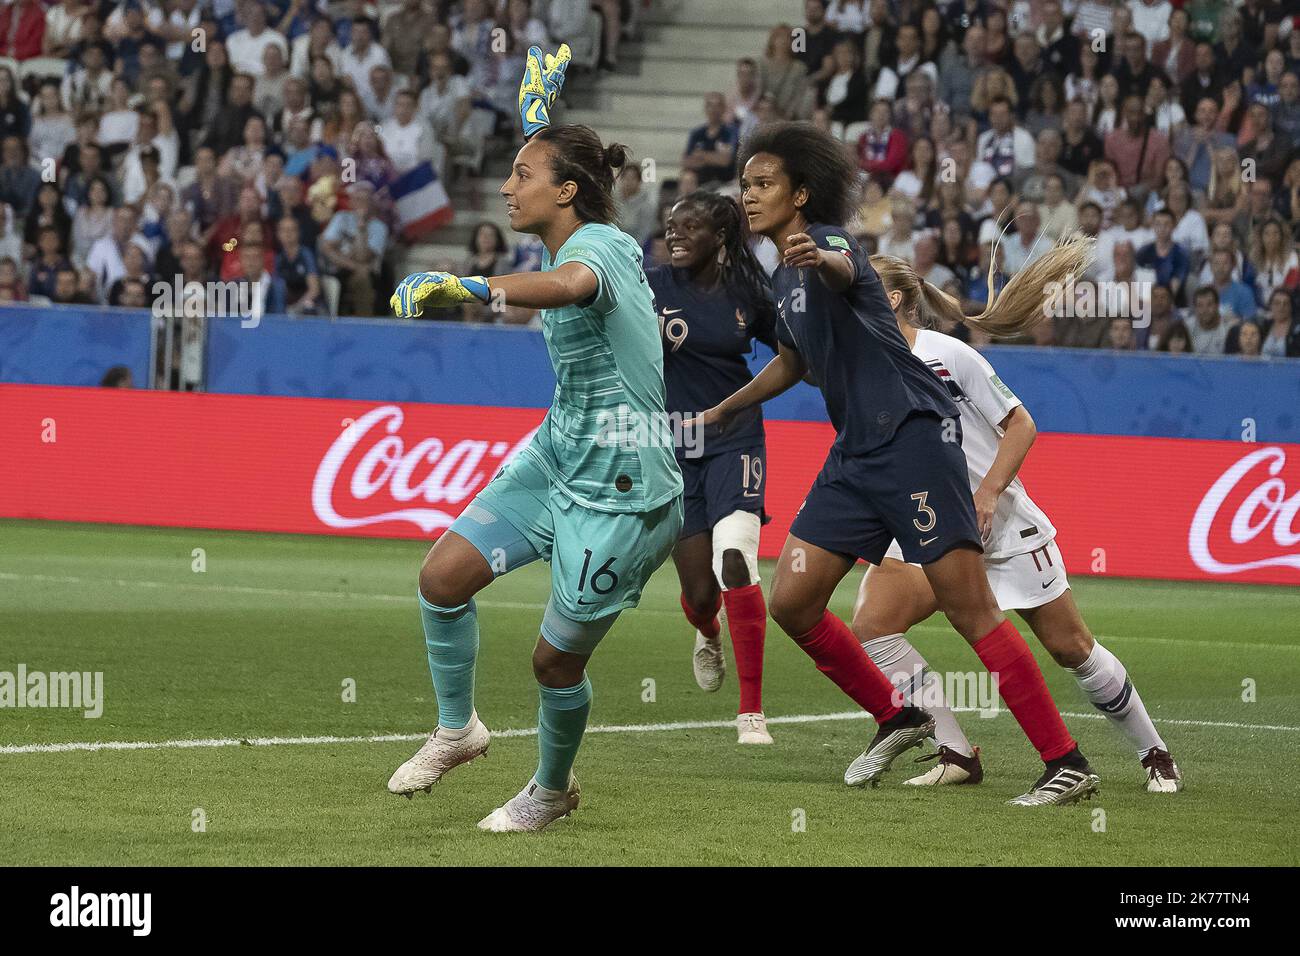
top-left (1, 519), bottom-right (1297, 866)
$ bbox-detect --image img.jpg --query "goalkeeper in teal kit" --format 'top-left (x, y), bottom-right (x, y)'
top-left (386, 45), bottom-right (684, 832)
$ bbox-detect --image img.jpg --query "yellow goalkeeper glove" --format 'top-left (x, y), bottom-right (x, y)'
top-left (518, 43), bottom-right (572, 138)
top-left (390, 272), bottom-right (490, 318)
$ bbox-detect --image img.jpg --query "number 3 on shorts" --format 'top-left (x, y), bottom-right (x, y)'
top-left (578, 548), bottom-right (620, 595)
top-left (910, 491), bottom-right (936, 532)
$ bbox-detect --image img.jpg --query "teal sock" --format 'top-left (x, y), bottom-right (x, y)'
top-left (419, 593), bottom-right (479, 730)
top-left (535, 675), bottom-right (592, 791)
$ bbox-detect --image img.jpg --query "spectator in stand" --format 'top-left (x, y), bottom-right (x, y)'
top-left (614, 165), bottom-right (657, 248)
top-left (291, 16), bottom-right (340, 80)
top-left (0, 0), bottom-right (45, 61)
top-left (0, 136), bottom-right (40, 220)
top-left (796, 0), bottom-right (841, 91)
top-left (207, 185), bottom-right (267, 265)
top-left (27, 224), bottom-right (72, 298)
top-left (71, 175), bottom-right (113, 265)
top-left (419, 50), bottom-right (488, 177)
top-left (204, 73), bottom-right (263, 159)
top-left (274, 215), bottom-right (321, 316)
top-left (235, 239), bottom-right (285, 314)
top-left (459, 221), bottom-right (511, 322)
top-left (977, 97), bottom-right (1035, 182)
top-left (86, 205), bottom-right (146, 302)
top-left (1096, 198), bottom-right (1154, 281)
top-left (1174, 98), bottom-right (1237, 196)
top-left (1038, 173), bottom-right (1077, 240)
top-left (681, 93), bottom-right (738, 187)
top-left (1105, 94), bottom-right (1170, 199)
top-left (856, 99), bottom-right (909, 184)
top-left (1206, 248), bottom-right (1260, 321)
top-left (44, 0), bottom-right (89, 58)
top-left (1257, 288), bottom-right (1300, 357)
top-left (255, 43), bottom-right (293, 120)
top-left (728, 58), bottom-right (762, 140)
top-left (62, 41), bottom-right (113, 116)
top-left (318, 181), bottom-right (386, 317)
top-left (1250, 216), bottom-right (1300, 305)
top-left (759, 24), bottom-right (811, 120)
top-left (340, 16), bottom-right (391, 109)
top-left (106, 241), bottom-right (153, 306)
top-left (872, 22), bottom-right (937, 102)
top-left (937, 22), bottom-right (987, 124)
top-left (383, 0), bottom-right (430, 78)
top-left (824, 39), bottom-right (868, 135)
top-left (1165, 180), bottom-right (1210, 260)
top-left (0, 67), bottom-right (30, 142)
top-left (1273, 71), bottom-right (1300, 148)
top-left (24, 181), bottom-right (71, 255)
top-left (1136, 208), bottom-right (1191, 302)
top-left (183, 145), bottom-right (239, 237)
top-left (225, 1), bottom-right (285, 79)
top-left (29, 81), bottom-right (76, 171)
top-left (1108, 316), bottom-right (1137, 351)
top-left (1230, 317), bottom-right (1264, 357)
top-left (1001, 200), bottom-right (1047, 276)
top-left (382, 89), bottom-right (439, 176)
top-left (51, 265), bottom-right (90, 304)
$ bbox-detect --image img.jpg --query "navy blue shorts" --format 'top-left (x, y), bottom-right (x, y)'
top-left (678, 444), bottom-right (768, 539)
top-left (789, 413), bottom-right (982, 565)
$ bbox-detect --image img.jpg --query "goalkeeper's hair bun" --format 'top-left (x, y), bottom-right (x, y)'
top-left (532, 124), bottom-right (629, 226)
top-left (602, 142), bottom-right (630, 171)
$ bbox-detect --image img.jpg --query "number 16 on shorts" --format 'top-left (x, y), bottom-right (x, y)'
top-left (577, 548), bottom-right (620, 598)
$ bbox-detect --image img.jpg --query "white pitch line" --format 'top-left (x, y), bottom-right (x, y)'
top-left (3, 571), bottom-right (1298, 652)
top-left (2, 708), bottom-right (1296, 756)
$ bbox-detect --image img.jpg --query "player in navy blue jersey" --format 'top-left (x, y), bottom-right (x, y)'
top-left (697, 122), bottom-right (1101, 805)
top-left (647, 191), bottom-right (778, 744)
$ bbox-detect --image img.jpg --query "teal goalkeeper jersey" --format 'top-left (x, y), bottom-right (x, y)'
top-left (528, 221), bottom-right (683, 514)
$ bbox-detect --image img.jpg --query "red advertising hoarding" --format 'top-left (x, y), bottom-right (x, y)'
top-left (3, 384), bottom-right (1298, 585)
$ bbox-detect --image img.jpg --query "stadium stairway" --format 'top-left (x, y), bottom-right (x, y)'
top-left (399, 0), bottom-right (792, 276)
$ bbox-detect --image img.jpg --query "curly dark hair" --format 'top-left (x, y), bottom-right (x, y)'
top-left (738, 121), bottom-right (858, 227)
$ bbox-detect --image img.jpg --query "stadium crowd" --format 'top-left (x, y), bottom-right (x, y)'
top-left (0, 0), bottom-right (623, 322)
top-left (667, 0), bottom-right (1300, 357)
top-left (0, 0), bottom-right (1297, 363)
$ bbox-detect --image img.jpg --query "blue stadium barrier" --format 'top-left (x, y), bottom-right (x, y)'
top-left (204, 314), bottom-right (1300, 443)
top-left (4, 309), bottom-right (1298, 443)
top-left (0, 305), bottom-right (152, 389)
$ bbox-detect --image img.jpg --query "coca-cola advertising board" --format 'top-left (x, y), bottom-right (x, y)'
top-left (3, 384), bottom-right (1297, 585)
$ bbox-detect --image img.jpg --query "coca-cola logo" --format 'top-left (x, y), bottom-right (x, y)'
top-left (312, 405), bottom-right (537, 533)
top-left (1189, 446), bottom-right (1300, 575)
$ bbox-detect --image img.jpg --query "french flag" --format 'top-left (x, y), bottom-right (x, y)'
top-left (390, 162), bottom-right (453, 242)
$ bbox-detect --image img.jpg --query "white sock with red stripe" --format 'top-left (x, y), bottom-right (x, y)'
top-left (862, 633), bottom-right (975, 758)
top-left (1067, 641), bottom-right (1166, 758)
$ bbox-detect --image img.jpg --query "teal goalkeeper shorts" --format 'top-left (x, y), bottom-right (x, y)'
top-left (448, 447), bottom-right (683, 647)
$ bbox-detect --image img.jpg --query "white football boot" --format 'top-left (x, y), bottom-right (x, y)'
top-left (736, 711), bottom-right (773, 744)
top-left (1008, 759), bottom-right (1101, 806)
top-left (478, 776), bottom-right (581, 832)
top-left (1141, 747), bottom-right (1183, 793)
top-left (903, 745), bottom-right (984, 786)
top-left (844, 708), bottom-right (936, 787)
top-left (387, 711), bottom-right (490, 796)
top-left (692, 632), bottom-right (726, 692)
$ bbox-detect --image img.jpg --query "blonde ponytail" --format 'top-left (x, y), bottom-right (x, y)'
top-left (871, 231), bottom-right (1096, 338)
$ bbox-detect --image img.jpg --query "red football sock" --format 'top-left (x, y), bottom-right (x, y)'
top-left (792, 610), bottom-right (900, 723)
top-left (680, 591), bottom-right (722, 640)
top-left (974, 619), bottom-right (1077, 762)
top-left (722, 584), bottom-right (766, 714)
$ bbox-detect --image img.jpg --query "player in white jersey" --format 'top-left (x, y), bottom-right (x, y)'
top-left (850, 256), bottom-right (1183, 794)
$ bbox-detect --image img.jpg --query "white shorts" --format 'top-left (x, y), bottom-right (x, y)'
top-left (882, 539), bottom-right (1070, 611)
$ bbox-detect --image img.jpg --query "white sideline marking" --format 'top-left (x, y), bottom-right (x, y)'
top-left (2, 708), bottom-right (1296, 756)
top-left (2, 571), bottom-right (1298, 653)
